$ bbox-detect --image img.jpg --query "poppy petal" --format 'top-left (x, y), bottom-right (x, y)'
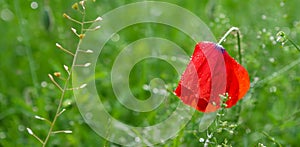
top-left (174, 41), bottom-right (250, 112)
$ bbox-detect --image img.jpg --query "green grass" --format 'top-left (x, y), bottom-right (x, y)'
top-left (0, 0), bottom-right (300, 146)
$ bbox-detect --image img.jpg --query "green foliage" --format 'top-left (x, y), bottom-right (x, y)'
top-left (0, 0), bottom-right (299, 146)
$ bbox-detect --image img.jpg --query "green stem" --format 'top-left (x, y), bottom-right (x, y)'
top-left (236, 31), bottom-right (242, 63)
top-left (262, 131), bottom-right (282, 147)
top-left (288, 39), bottom-right (300, 52)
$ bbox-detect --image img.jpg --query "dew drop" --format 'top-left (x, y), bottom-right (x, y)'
top-left (135, 137), bottom-right (141, 142)
top-left (41, 81), bottom-right (48, 88)
top-left (142, 84), bottom-right (150, 91)
top-left (30, 2), bottom-right (38, 9)
top-left (1, 8), bottom-right (14, 22)
top-left (256, 35), bottom-right (261, 39)
top-left (111, 34), bottom-right (120, 42)
top-left (269, 58), bottom-right (275, 63)
top-left (18, 125), bottom-right (25, 132)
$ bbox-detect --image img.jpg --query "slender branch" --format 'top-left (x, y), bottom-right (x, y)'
top-left (48, 74), bottom-right (63, 92)
top-left (51, 130), bottom-right (72, 134)
top-left (56, 43), bottom-right (75, 56)
top-left (27, 128), bottom-right (44, 144)
top-left (34, 115), bottom-right (52, 125)
top-left (63, 13), bottom-right (83, 25)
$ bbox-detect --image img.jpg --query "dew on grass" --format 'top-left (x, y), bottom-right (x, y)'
top-left (142, 84), bottom-right (150, 91)
top-left (256, 35), bottom-right (261, 39)
top-left (261, 15), bottom-right (267, 20)
top-left (30, 2), bottom-right (38, 9)
top-left (269, 58), bottom-right (275, 63)
top-left (111, 34), bottom-right (120, 42)
top-left (41, 81), bottom-right (48, 87)
top-left (1, 8), bottom-right (14, 22)
top-left (135, 136), bottom-right (141, 143)
top-left (18, 125), bottom-right (25, 132)
top-left (63, 99), bottom-right (72, 107)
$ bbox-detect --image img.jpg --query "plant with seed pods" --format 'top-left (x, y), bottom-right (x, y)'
top-left (26, 1), bottom-right (102, 146)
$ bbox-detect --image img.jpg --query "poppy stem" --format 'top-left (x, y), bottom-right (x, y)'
top-left (218, 27), bottom-right (242, 63)
top-left (236, 31), bottom-right (242, 63)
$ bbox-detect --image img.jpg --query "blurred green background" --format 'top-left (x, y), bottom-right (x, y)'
top-left (1, 0), bottom-right (300, 146)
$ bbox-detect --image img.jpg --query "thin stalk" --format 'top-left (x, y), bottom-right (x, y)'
top-left (262, 131), bottom-right (282, 147)
top-left (236, 31), bottom-right (242, 63)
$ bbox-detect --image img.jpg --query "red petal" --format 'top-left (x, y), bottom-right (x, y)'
top-left (174, 41), bottom-right (250, 112)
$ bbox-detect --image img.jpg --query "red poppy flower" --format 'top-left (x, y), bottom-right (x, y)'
top-left (174, 41), bottom-right (250, 112)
